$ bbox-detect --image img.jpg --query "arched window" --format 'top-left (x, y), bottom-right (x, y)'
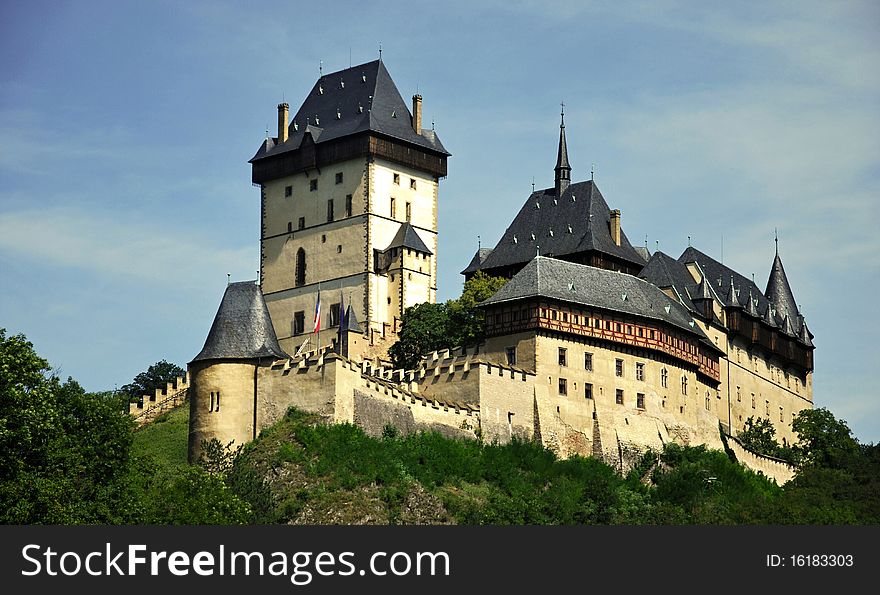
top-left (295, 248), bottom-right (306, 286)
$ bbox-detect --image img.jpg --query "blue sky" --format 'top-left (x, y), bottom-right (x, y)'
top-left (1, 1), bottom-right (877, 442)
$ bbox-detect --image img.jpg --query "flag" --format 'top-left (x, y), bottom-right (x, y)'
top-left (337, 290), bottom-right (346, 342)
top-left (313, 288), bottom-right (321, 333)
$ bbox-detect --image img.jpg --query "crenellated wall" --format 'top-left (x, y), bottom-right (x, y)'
top-left (129, 374), bottom-right (189, 426)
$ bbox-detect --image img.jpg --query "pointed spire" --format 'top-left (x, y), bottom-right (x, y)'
top-left (724, 276), bottom-right (742, 309)
top-left (765, 250), bottom-right (799, 323)
top-left (781, 314), bottom-right (797, 337)
top-left (746, 289), bottom-right (760, 317)
top-left (554, 102), bottom-right (571, 196)
top-left (762, 302), bottom-right (778, 328)
top-left (798, 318), bottom-right (814, 347)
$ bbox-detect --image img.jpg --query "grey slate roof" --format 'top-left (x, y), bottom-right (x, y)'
top-left (250, 60), bottom-right (448, 163)
top-left (342, 304), bottom-right (362, 333)
top-left (638, 251), bottom-right (700, 312)
top-left (482, 256), bottom-right (718, 349)
top-left (191, 281), bottom-right (288, 363)
top-left (478, 180), bottom-right (645, 272)
top-left (460, 248), bottom-right (493, 275)
top-left (388, 222), bottom-right (432, 254)
top-left (765, 252), bottom-right (799, 321)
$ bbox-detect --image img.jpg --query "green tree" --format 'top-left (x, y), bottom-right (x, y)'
top-left (737, 416), bottom-right (780, 458)
top-left (447, 271), bottom-right (508, 347)
top-left (791, 407), bottom-right (859, 468)
top-left (121, 359), bottom-right (185, 402)
top-left (388, 302), bottom-right (450, 370)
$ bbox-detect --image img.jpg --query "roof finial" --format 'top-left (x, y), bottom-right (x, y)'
top-left (431, 116), bottom-right (435, 130)
top-left (477, 235), bottom-right (481, 250)
top-left (688, 235), bottom-right (691, 247)
top-left (378, 41), bottom-right (382, 61)
top-left (227, 273), bottom-right (230, 285)
top-left (591, 162), bottom-right (595, 181)
top-left (560, 101), bottom-right (565, 126)
top-left (645, 235), bottom-right (648, 250)
top-left (774, 227), bottom-right (778, 255)
top-left (554, 104), bottom-right (571, 195)
top-left (319, 60), bottom-right (323, 76)
top-left (536, 245), bottom-right (540, 257)
top-left (531, 176), bottom-right (535, 192)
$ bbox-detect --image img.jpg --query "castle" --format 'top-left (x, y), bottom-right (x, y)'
top-left (184, 60), bottom-right (814, 482)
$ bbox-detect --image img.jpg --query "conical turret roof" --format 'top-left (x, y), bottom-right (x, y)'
top-left (765, 252), bottom-right (799, 322)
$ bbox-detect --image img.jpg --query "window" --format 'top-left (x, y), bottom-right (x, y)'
top-left (637, 393), bottom-right (645, 409)
top-left (293, 311), bottom-right (305, 335)
top-left (209, 391), bottom-right (221, 412)
top-left (558, 378), bottom-right (567, 396)
top-left (390, 197), bottom-right (396, 218)
top-left (506, 346), bottom-right (517, 366)
top-left (765, 401), bottom-right (770, 416)
top-left (321, 234), bottom-right (326, 243)
top-left (310, 179), bottom-right (318, 191)
top-left (780, 407), bottom-right (784, 422)
top-left (405, 201), bottom-right (412, 221)
top-left (585, 383), bottom-right (593, 399)
top-left (736, 386), bottom-right (741, 402)
top-left (558, 347), bottom-right (567, 367)
top-left (335, 172), bottom-right (343, 184)
top-left (584, 352), bottom-right (593, 371)
top-left (298, 217), bottom-right (305, 230)
top-left (393, 173), bottom-right (400, 185)
top-left (337, 244), bottom-right (342, 253)
top-left (615, 359), bottom-right (623, 377)
top-left (636, 362), bottom-right (645, 381)
top-left (681, 375), bottom-right (688, 395)
top-left (295, 248), bottom-right (306, 286)
top-left (345, 194), bottom-right (353, 217)
top-left (751, 393), bottom-right (756, 409)
top-left (285, 185), bottom-right (292, 197)
top-left (661, 368), bottom-right (668, 388)
top-left (705, 397), bottom-right (710, 410)
top-left (327, 199), bottom-right (334, 222)
top-left (616, 389), bottom-right (624, 405)
top-left (410, 178), bottom-right (417, 190)
top-left (287, 221), bottom-right (292, 233)
top-left (329, 303), bottom-right (341, 327)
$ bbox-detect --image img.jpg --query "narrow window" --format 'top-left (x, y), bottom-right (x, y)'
top-left (393, 173), bottom-right (400, 185)
top-left (295, 248), bottom-right (306, 286)
top-left (405, 201), bottom-right (412, 221)
top-left (584, 352), bottom-right (593, 371)
top-left (705, 397), bottom-right (710, 410)
top-left (506, 346), bottom-right (516, 366)
top-left (661, 368), bottom-right (668, 388)
top-left (780, 407), bottom-right (784, 422)
top-left (765, 400), bottom-right (770, 416)
top-left (298, 217), bottom-right (305, 230)
top-left (390, 197), bottom-right (396, 218)
top-left (329, 303), bottom-right (340, 327)
top-left (335, 172), bottom-right (343, 184)
top-left (345, 194), bottom-right (353, 217)
top-left (616, 389), bottom-right (624, 405)
top-left (293, 311), bottom-right (305, 335)
top-left (585, 383), bottom-right (593, 399)
top-left (287, 221), bottom-right (292, 233)
top-left (215, 391), bottom-right (220, 412)
top-left (558, 347), bottom-right (567, 367)
top-left (736, 386), bottom-right (741, 402)
top-left (558, 378), bottom-right (567, 396)
top-left (321, 234), bottom-right (326, 243)
top-left (637, 393), bottom-right (645, 409)
top-left (337, 244), bottom-right (342, 254)
top-left (285, 185), bottom-right (292, 197)
top-left (681, 375), bottom-right (688, 395)
top-left (310, 179), bottom-right (318, 191)
top-left (410, 178), bottom-right (417, 190)
top-left (615, 359), bottom-right (623, 377)
top-left (751, 393), bottom-right (756, 409)
top-left (327, 199), bottom-right (334, 222)
top-left (209, 391), bottom-right (214, 412)
top-left (636, 362), bottom-right (645, 381)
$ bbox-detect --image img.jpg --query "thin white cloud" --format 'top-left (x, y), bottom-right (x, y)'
top-left (0, 207), bottom-right (255, 290)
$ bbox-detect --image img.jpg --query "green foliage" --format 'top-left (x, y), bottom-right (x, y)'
top-left (121, 359), bottom-right (185, 402)
top-left (791, 407), bottom-right (859, 468)
top-left (388, 302), bottom-right (450, 370)
top-left (446, 271), bottom-right (509, 347)
top-left (737, 416), bottom-right (790, 460)
top-left (132, 403), bottom-right (190, 467)
top-left (389, 272), bottom-right (507, 370)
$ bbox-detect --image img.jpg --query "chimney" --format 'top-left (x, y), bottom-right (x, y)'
top-left (277, 102), bottom-right (289, 143)
top-left (610, 209), bottom-right (621, 246)
top-left (412, 94), bottom-right (422, 134)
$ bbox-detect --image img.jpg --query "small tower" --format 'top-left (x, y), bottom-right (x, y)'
top-left (187, 281), bottom-right (287, 463)
top-left (554, 105), bottom-right (571, 196)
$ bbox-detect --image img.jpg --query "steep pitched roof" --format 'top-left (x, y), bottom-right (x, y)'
top-left (478, 180), bottom-right (645, 272)
top-left (679, 246), bottom-right (772, 315)
top-left (460, 247), bottom-right (493, 275)
top-left (343, 304), bottom-right (362, 333)
top-left (388, 222), bottom-right (432, 254)
top-left (250, 60), bottom-right (448, 163)
top-left (191, 282), bottom-right (288, 363)
top-left (765, 252), bottom-right (799, 321)
top-left (638, 251), bottom-right (700, 311)
top-left (483, 256), bottom-right (718, 349)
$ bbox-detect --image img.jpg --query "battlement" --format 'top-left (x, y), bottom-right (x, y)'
top-left (129, 374), bottom-right (190, 426)
top-left (725, 434), bottom-right (796, 485)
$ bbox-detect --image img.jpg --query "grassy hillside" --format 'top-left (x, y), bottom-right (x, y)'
top-left (132, 404), bottom-right (189, 467)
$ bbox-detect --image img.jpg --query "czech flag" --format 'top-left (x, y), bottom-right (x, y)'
top-left (313, 289), bottom-right (321, 333)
